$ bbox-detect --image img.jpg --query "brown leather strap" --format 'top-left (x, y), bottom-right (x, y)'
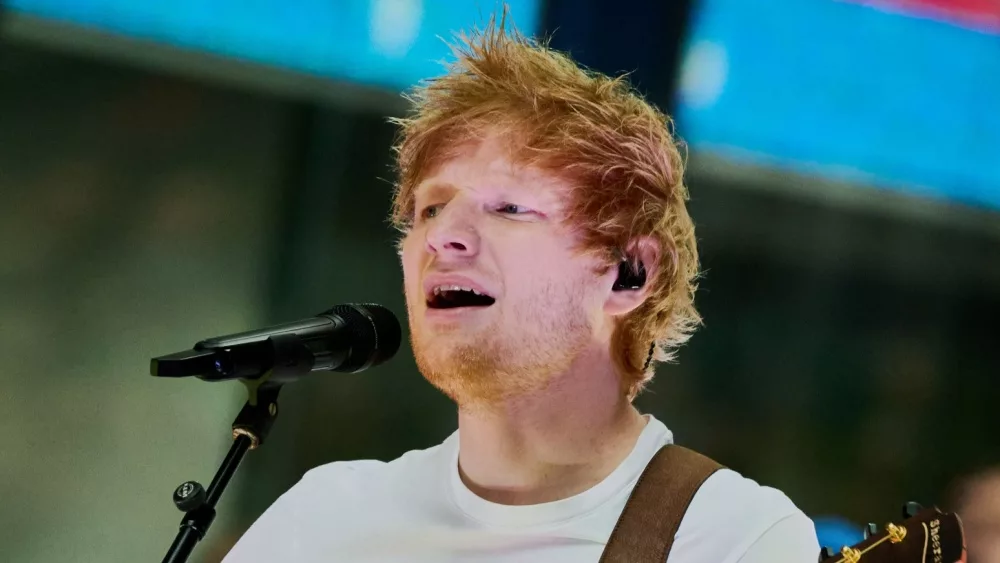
top-left (599, 445), bottom-right (723, 563)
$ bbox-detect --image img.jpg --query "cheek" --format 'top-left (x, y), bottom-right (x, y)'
top-left (505, 243), bottom-right (558, 280)
top-left (503, 247), bottom-right (587, 298)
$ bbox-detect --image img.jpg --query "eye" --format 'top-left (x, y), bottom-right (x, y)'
top-left (418, 204), bottom-right (443, 221)
top-left (496, 203), bottom-right (530, 215)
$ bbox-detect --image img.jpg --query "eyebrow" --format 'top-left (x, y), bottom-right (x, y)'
top-left (413, 182), bottom-right (457, 202)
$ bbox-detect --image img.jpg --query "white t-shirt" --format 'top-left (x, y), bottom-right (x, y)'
top-left (223, 417), bottom-right (819, 562)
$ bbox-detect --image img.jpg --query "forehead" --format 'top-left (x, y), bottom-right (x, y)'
top-left (414, 137), bottom-right (571, 207)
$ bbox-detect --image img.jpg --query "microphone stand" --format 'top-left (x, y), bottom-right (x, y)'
top-left (159, 334), bottom-right (310, 563)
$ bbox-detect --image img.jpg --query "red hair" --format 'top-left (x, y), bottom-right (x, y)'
top-left (390, 13), bottom-right (700, 397)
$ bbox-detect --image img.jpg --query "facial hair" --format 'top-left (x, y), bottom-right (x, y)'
top-left (410, 278), bottom-right (594, 410)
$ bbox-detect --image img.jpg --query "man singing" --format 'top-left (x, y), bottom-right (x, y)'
top-left (224, 15), bottom-right (819, 562)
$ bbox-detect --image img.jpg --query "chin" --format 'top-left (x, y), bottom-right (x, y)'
top-left (412, 329), bottom-right (485, 364)
top-left (412, 336), bottom-right (510, 400)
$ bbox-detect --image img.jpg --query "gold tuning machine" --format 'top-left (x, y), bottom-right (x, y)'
top-left (840, 546), bottom-right (862, 563)
top-left (886, 522), bottom-right (907, 543)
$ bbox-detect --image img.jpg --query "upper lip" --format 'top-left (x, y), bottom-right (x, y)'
top-left (422, 273), bottom-right (497, 301)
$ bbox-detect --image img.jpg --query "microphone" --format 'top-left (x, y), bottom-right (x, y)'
top-left (150, 303), bottom-right (402, 383)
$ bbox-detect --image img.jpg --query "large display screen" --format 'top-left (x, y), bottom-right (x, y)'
top-left (676, 0), bottom-right (1000, 211)
top-left (7, 0), bottom-right (541, 91)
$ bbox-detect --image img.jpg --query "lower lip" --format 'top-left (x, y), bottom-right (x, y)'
top-left (424, 305), bottom-right (493, 321)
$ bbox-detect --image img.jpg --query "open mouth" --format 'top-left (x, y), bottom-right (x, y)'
top-left (426, 285), bottom-right (496, 310)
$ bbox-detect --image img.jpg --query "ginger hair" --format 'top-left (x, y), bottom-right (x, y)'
top-left (389, 12), bottom-right (701, 398)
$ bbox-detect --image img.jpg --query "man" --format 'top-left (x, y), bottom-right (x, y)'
top-left (223, 15), bottom-right (819, 562)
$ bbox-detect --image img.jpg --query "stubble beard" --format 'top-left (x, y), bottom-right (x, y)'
top-left (410, 287), bottom-right (593, 411)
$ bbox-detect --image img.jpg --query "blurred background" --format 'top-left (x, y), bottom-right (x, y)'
top-left (1, 0), bottom-right (998, 561)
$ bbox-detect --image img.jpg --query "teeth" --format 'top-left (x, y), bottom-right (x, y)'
top-left (432, 285), bottom-right (485, 296)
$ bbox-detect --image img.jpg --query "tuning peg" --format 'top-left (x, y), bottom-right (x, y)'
top-left (903, 501), bottom-right (923, 519)
top-left (864, 522), bottom-right (878, 539)
top-left (819, 546), bottom-right (838, 561)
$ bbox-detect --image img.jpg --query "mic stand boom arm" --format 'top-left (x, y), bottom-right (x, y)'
top-left (159, 333), bottom-right (310, 563)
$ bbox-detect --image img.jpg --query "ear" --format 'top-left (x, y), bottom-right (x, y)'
top-left (603, 236), bottom-right (661, 317)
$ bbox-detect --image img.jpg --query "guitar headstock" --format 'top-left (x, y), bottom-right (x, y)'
top-left (818, 503), bottom-right (966, 563)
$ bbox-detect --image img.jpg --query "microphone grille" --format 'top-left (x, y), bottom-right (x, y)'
top-left (324, 303), bottom-right (402, 372)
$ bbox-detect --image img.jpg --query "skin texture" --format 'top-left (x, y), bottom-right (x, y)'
top-left (400, 135), bottom-right (659, 505)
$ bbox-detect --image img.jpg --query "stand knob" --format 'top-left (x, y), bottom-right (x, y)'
top-left (173, 481), bottom-right (207, 512)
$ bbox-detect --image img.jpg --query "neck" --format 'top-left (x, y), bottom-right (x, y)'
top-left (455, 346), bottom-right (647, 505)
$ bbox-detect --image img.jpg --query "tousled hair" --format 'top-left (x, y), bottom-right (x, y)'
top-left (390, 11), bottom-right (701, 397)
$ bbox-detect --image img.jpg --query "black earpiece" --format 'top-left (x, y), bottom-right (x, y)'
top-left (612, 260), bottom-right (646, 291)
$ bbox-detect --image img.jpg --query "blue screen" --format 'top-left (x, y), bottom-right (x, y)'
top-left (676, 0), bottom-right (1000, 211)
top-left (9, 0), bottom-right (541, 91)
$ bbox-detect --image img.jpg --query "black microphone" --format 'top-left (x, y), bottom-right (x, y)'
top-left (150, 303), bottom-right (401, 383)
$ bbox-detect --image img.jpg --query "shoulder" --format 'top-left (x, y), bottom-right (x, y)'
top-left (690, 469), bottom-right (803, 525)
top-left (222, 437), bottom-right (455, 562)
top-left (671, 468), bottom-right (819, 562)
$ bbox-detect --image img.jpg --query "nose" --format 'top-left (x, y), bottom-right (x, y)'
top-left (425, 203), bottom-right (480, 258)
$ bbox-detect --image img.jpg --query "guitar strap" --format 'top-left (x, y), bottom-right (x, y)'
top-left (599, 445), bottom-right (724, 563)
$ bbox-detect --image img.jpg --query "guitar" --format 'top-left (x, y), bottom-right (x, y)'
top-left (818, 503), bottom-right (966, 563)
